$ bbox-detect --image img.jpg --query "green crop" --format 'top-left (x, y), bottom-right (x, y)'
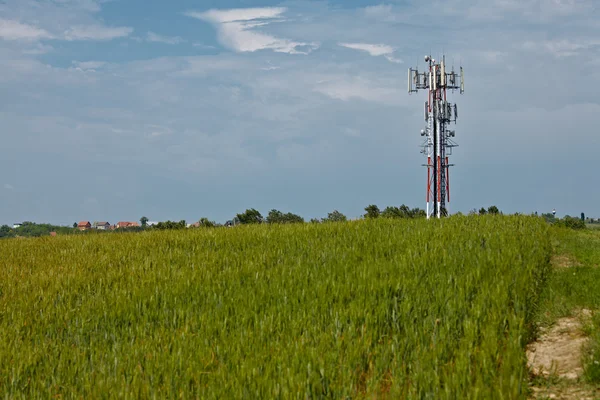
top-left (0, 216), bottom-right (550, 398)
top-left (538, 227), bottom-right (600, 384)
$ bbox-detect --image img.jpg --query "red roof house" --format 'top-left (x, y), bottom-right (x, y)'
top-left (116, 221), bottom-right (140, 229)
top-left (77, 221), bottom-right (91, 230)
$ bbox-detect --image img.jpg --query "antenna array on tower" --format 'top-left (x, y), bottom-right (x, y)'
top-left (408, 56), bottom-right (464, 219)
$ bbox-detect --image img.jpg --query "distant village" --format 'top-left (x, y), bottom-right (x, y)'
top-left (12, 221), bottom-right (144, 230)
top-left (74, 221), bottom-right (143, 230)
top-left (10, 219), bottom-right (210, 232)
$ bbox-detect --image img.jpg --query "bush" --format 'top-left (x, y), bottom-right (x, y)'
top-left (555, 216), bottom-right (586, 230)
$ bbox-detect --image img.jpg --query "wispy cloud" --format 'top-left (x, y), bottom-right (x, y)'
top-left (0, 19), bottom-right (52, 41)
top-left (470, 0), bottom-right (593, 20)
top-left (3, 184), bottom-right (14, 190)
top-left (147, 32), bottom-right (184, 45)
top-left (0, 18), bottom-right (132, 42)
top-left (314, 76), bottom-right (401, 104)
top-left (523, 38), bottom-right (600, 57)
top-left (185, 7), bottom-right (319, 54)
top-left (21, 43), bottom-right (54, 55)
top-left (63, 25), bottom-right (133, 41)
top-left (480, 50), bottom-right (508, 63)
top-left (339, 42), bottom-right (402, 63)
top-left (71, 60), bottom-right (106, 71)
top-left (193, 42), bottom-right (216, 49)
top-left (363, 4), bottom-right (395, 20)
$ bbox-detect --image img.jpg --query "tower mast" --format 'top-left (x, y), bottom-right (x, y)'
top-left (408, 55), bottom-right (464, 219)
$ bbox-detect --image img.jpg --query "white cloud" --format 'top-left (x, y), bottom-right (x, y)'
top-left (523, 39), bottom-right (600, 57)
top-left (486, 0), bottom-right (592, 19)
top-left (361, 0), bottom-right (593, 23)
top-left (193, 43), bottom-right (216, 49)
top-left (339, 42), bottom-right (402, 63)
top-left (147, 32), bottom-right (184, 45)
top-left (22, 43), bottom-right (54, 55)
top-left (363, 4), bottom-right (395, 20)
top-left (195, 7), bottom-right (287, 23)
top-left (146, 124), bottom-right (173, 139)
top-left (185, 7), bottom-right (319, 54)
top-left (71, 60), bottom-right (106, 71)
top-left (314, 76), bottom-right (401, 104)
top-left (63, 25), bottom-right (133, 41)
top-left (481, 51), bottom-right (508, 63)
top-left (0, 19), bottom-right (53, 41)
top-left (4, 184), bottom-right (14, 190)
top-left (0, 19), bottom-right (132, 42)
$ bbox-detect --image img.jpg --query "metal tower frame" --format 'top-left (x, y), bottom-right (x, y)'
top-left (408, 55), bottom-right (464, 219)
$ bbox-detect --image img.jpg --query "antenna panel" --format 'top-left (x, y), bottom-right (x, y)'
top-left (441, 61), bottom-right (446, 87)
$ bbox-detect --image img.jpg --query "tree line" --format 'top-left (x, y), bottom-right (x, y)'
top-left (1, 204), bottom-right (591, 238)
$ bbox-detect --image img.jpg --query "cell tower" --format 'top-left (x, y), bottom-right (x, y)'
top-left (408, 55), bottom-right (464, 219)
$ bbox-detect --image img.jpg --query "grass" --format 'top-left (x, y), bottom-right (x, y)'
top-left (0, 216), bottom-right (550, 398)
top-left (536, 227), bottom-right (600, 385)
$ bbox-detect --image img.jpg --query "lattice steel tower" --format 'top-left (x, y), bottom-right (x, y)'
top-left (408, 55), bottom-right (464, 219)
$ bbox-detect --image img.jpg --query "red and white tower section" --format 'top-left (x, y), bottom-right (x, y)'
top-left (408, 56), bottom-right (464, 219)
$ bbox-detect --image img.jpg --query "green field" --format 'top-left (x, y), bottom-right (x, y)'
top-left (0, 217), bottom-right (552, 398)
top-left (537, 227), bottom-right (600, 385)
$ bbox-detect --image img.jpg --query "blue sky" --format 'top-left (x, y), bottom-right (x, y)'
top-left (1, 0), bottom-right (598, 225)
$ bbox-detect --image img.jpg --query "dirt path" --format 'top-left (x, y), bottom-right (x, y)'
top-left (527, 310), bottom-right (598, 399)
top-left (550, 254), bottom-right (581, 269)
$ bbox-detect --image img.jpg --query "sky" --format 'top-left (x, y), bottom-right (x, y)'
top-left (1, 0), bottom-right (599, 225)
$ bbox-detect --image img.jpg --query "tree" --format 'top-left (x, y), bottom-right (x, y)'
top-left (541, 213), bottom-right (556, 223)
top-left (309, 218), bottom-right (320, 224)
top-left (380, 204), bottom-right (425, 219)
top-left (558, 215), bottom-right (585, 230)
top-left (7, 222), bottom-right (75, 238)
top-left (479, 207), bottom-right (487, 215)
top-left (487, 205), bottom-right (499, 215)
top-left (73, 222), bottom-right (77, 228)
top-left (266, 209), bottom-right (303, 224)
top-left (381, 206), bottom-right (402, 219)
top-left (236, 209), bottom-right (263, 224)
top-left (0, 225), bottom-right (14, 239)
top-left (152, 220), bottom-right (186, 230)
top-left (323, 210), bottom-right (347, 223)
top-left (581, 212), bottom-right (585, 222)
top-left (198, 217), bottom-right (215, 228)
top-left (267, 209), bottom-right (284, 223)
top-left (140, 216), bottom-right (149, 228)
top-left (364, 205), bottom-right (380, 219)
top-left (399, 204), bottom-right (411, 217)
top-left (411, 208), bottom-right (427, 218)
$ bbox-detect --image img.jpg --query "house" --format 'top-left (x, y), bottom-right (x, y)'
top-left (94, 221), bottom-right (111, 230)
top-left (77, 221), bottom-right (92, 230)
top-left (49, 232), bottom-right (57, 237)
top-left (116, 221), bottom-right (140, 229)
top-left (13, 223), bottom-right (22, 229)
